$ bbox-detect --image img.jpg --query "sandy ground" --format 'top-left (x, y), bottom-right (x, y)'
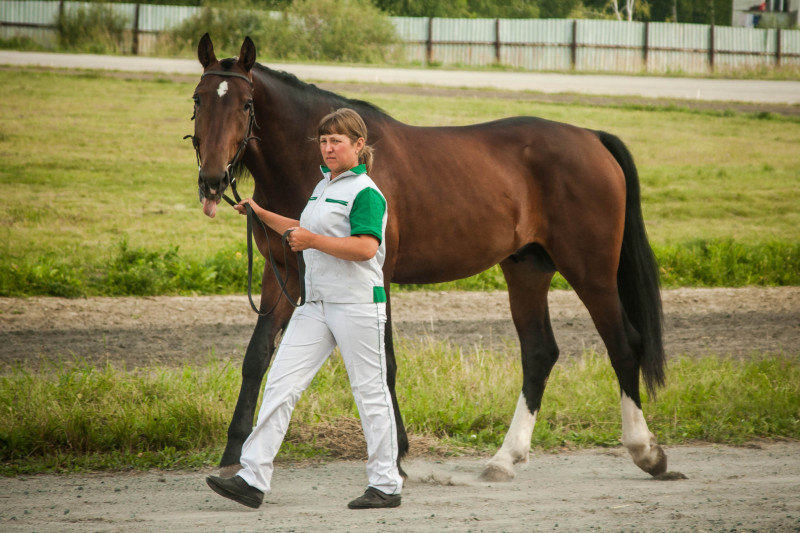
top-left (1, 288), bottom-right (799, 532)
top-left (1, 443), bottom-right (799, 532)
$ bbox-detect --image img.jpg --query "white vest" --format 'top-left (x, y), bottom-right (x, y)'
top-left (299, 166), bottom-right (388, 304)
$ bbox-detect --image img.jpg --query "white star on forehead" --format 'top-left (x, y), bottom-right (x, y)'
top-left (217, 81), bottom-right (229, 97)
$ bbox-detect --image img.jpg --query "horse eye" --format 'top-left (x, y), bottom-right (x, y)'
top-left (244, 100), bottom-right (253, 111)
top-left (192, 95), bottom-right (200, 106)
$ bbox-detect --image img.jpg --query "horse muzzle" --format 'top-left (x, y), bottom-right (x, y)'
top-left (198, 171), bottom-right (231, 218)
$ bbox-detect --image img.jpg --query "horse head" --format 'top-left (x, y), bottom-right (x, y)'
top-left (191, 33), bottom-right (257, 218)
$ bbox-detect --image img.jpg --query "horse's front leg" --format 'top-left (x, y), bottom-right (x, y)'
top-left (218, 269), bottom-right (296, 476)
top-left (481, 259), bottom-right (558, 481)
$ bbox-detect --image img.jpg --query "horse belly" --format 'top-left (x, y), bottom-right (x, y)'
top-left (391, 223), bottom-right (517, 284)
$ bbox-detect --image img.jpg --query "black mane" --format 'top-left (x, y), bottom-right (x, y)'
top-left (222, 60), bottom-right (389, 182)
top-left (251, 63), bottom-right (388, 118)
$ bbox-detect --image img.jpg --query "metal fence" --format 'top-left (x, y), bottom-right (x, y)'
top-left (2, 0), bottom-right (799, 74)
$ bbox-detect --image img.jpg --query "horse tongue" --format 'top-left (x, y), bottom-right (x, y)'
top-left (202, 197), bottom-right (217, 218)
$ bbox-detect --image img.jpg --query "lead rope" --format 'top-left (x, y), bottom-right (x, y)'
top-left (221, 177), bottom-right (306, 316)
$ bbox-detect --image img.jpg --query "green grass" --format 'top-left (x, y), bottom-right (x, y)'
top-left (1, 68), bottom-right (798, 297)
top-left (1, 343), bottom-right (798, 475)
top-left (2, 237), bottom-right (797, 297)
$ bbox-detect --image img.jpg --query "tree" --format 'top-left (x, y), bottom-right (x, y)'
top-left (611, 0), bottom-right (635, 21)
top-left (538, 0), bottom-right (582, 18)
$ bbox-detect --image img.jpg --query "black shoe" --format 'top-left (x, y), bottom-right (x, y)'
top-left (347, 486), bottom-right (401, 509)
top-left (206, 475), bottom-right (264, 509)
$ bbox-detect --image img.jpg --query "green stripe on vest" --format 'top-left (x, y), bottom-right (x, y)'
top-left (373, 286), bottom-right (387, 303)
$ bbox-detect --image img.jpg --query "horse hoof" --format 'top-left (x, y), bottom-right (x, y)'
top-left (479, 463), bottom-right (516, 482)
top-left (638, 445), bottom-right (668, 477)
top-left (218, 463), bottom-right (243, 478)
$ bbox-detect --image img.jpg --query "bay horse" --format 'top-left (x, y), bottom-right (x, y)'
top-left (190, 34), bottom-right (668, 482)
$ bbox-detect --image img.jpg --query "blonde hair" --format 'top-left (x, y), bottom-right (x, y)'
top-left (317, 108), bottom-right (374, 173)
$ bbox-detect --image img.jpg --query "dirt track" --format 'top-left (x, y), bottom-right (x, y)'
top-left (2, 443), bottom-right (799, 532)
top-left (1, 288), bottom-right (799, 532)
top-left (1, 287), bottom-right (798, 368)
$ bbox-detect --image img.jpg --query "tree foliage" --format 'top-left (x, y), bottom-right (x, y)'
top-left (166, 0), bottom-right (398, 62)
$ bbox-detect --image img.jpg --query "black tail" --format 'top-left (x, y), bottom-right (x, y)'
top-left (597, 131), bottom-right (666, 396)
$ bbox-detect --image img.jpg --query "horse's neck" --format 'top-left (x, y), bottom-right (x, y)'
top-left (247, 74), bottom-right (330, 217)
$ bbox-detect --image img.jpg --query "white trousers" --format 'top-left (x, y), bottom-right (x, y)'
top-left (237, 300), bottom-right (403, 495)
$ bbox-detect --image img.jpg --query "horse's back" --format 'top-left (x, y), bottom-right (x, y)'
top-left (377, 115), bottom-right (626, 283)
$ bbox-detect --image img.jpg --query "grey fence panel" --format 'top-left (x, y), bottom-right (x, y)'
top-left (391, 16), bottom-right (428, 40)
top-left (433, 17), bottom-right (496, 42)
top-left (0, 0), bottom-right (59, 24)
top-left (577, 19), bottom-right (645, 72)
top-left (139, 4), bottom-right (197, 32)
top-left (717, 25), bottom-right (773, 70)
top-left (500, 18), bottom-right (572, 70)
top-left (137, 4), bottom-right (198, 54)
top-left (501, 18), bottom-right (573, 44)
top-left (783, 26), bottom-right (800, 66)
top-left (389, 16), bottom-right (428, 63)
top-left (647, 22), bottom-right (710, 74)
top-left (431, 18), bottom-right (496, 66)
top-left (0, 0), bottom-right (59, 44)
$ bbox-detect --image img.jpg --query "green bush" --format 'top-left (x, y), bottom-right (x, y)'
top-left (285, 0), bottom-right (399, 63)
top-left (1, 238), bottom-right (797, 298)
top-left (56, 3), bottom-right (129, 54)
top-left (163, 0), bottom-right (398, 63)
top-left (0, 35), bottom-right (49, 52)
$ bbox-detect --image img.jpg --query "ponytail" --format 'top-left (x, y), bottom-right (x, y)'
top-left (359, 144), bottom-right (374, 174)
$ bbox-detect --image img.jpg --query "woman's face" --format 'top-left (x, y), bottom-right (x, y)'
top-left (319, 133), bottom-right (364, 178)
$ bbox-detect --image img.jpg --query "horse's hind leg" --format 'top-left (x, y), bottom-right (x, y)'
top-left (385, 291), bottom-right (410, 478)
top-left (566, 275), bottom-right (667, 476)
top-left (481, 253), bottom-right (558, 482)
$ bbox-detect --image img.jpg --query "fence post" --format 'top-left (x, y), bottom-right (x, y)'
top-left (643, 21), bottom-right (649, 70)
top-left (708, 22), bottom-right (715, 73)
top-left (571, 19), bottom-right (578, 70)
top-left (426, 17), bottom-right (433, 65)
top-left (132, 3), bottom-right (140, 55)
top-left (495, 18), bottom-right (501, 64)
top-left (776, 28), bottom-right (782, 66)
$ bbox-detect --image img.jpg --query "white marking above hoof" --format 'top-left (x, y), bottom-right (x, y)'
top-left (621, 393), bottom-right (668, 476)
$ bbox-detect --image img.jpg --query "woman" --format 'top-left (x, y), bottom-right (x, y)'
top-left (206, 108), bottom-right (402, 510)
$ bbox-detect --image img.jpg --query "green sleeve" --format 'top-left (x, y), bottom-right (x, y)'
top-left (349, 187), bottom-right (386, 244)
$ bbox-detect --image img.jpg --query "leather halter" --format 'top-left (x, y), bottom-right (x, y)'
top-left (201, 70), bottom-right (253, 85)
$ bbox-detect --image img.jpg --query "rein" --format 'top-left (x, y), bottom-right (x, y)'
top-left (185, 69), bottom-right (306, 316)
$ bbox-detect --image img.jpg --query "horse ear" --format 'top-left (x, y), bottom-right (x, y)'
top-left (238, 36), bottom-right (256, 73)
top-left (198, 33), bottom-right (216, 69)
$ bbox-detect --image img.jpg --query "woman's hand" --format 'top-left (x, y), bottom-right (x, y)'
top-left (285, 227), bottom-right (316, 252)
top-left (234, 197), bottom-right (259, 215)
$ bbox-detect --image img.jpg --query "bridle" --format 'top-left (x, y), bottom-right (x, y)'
top-left (185, 69), bottom-right (305, 316)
